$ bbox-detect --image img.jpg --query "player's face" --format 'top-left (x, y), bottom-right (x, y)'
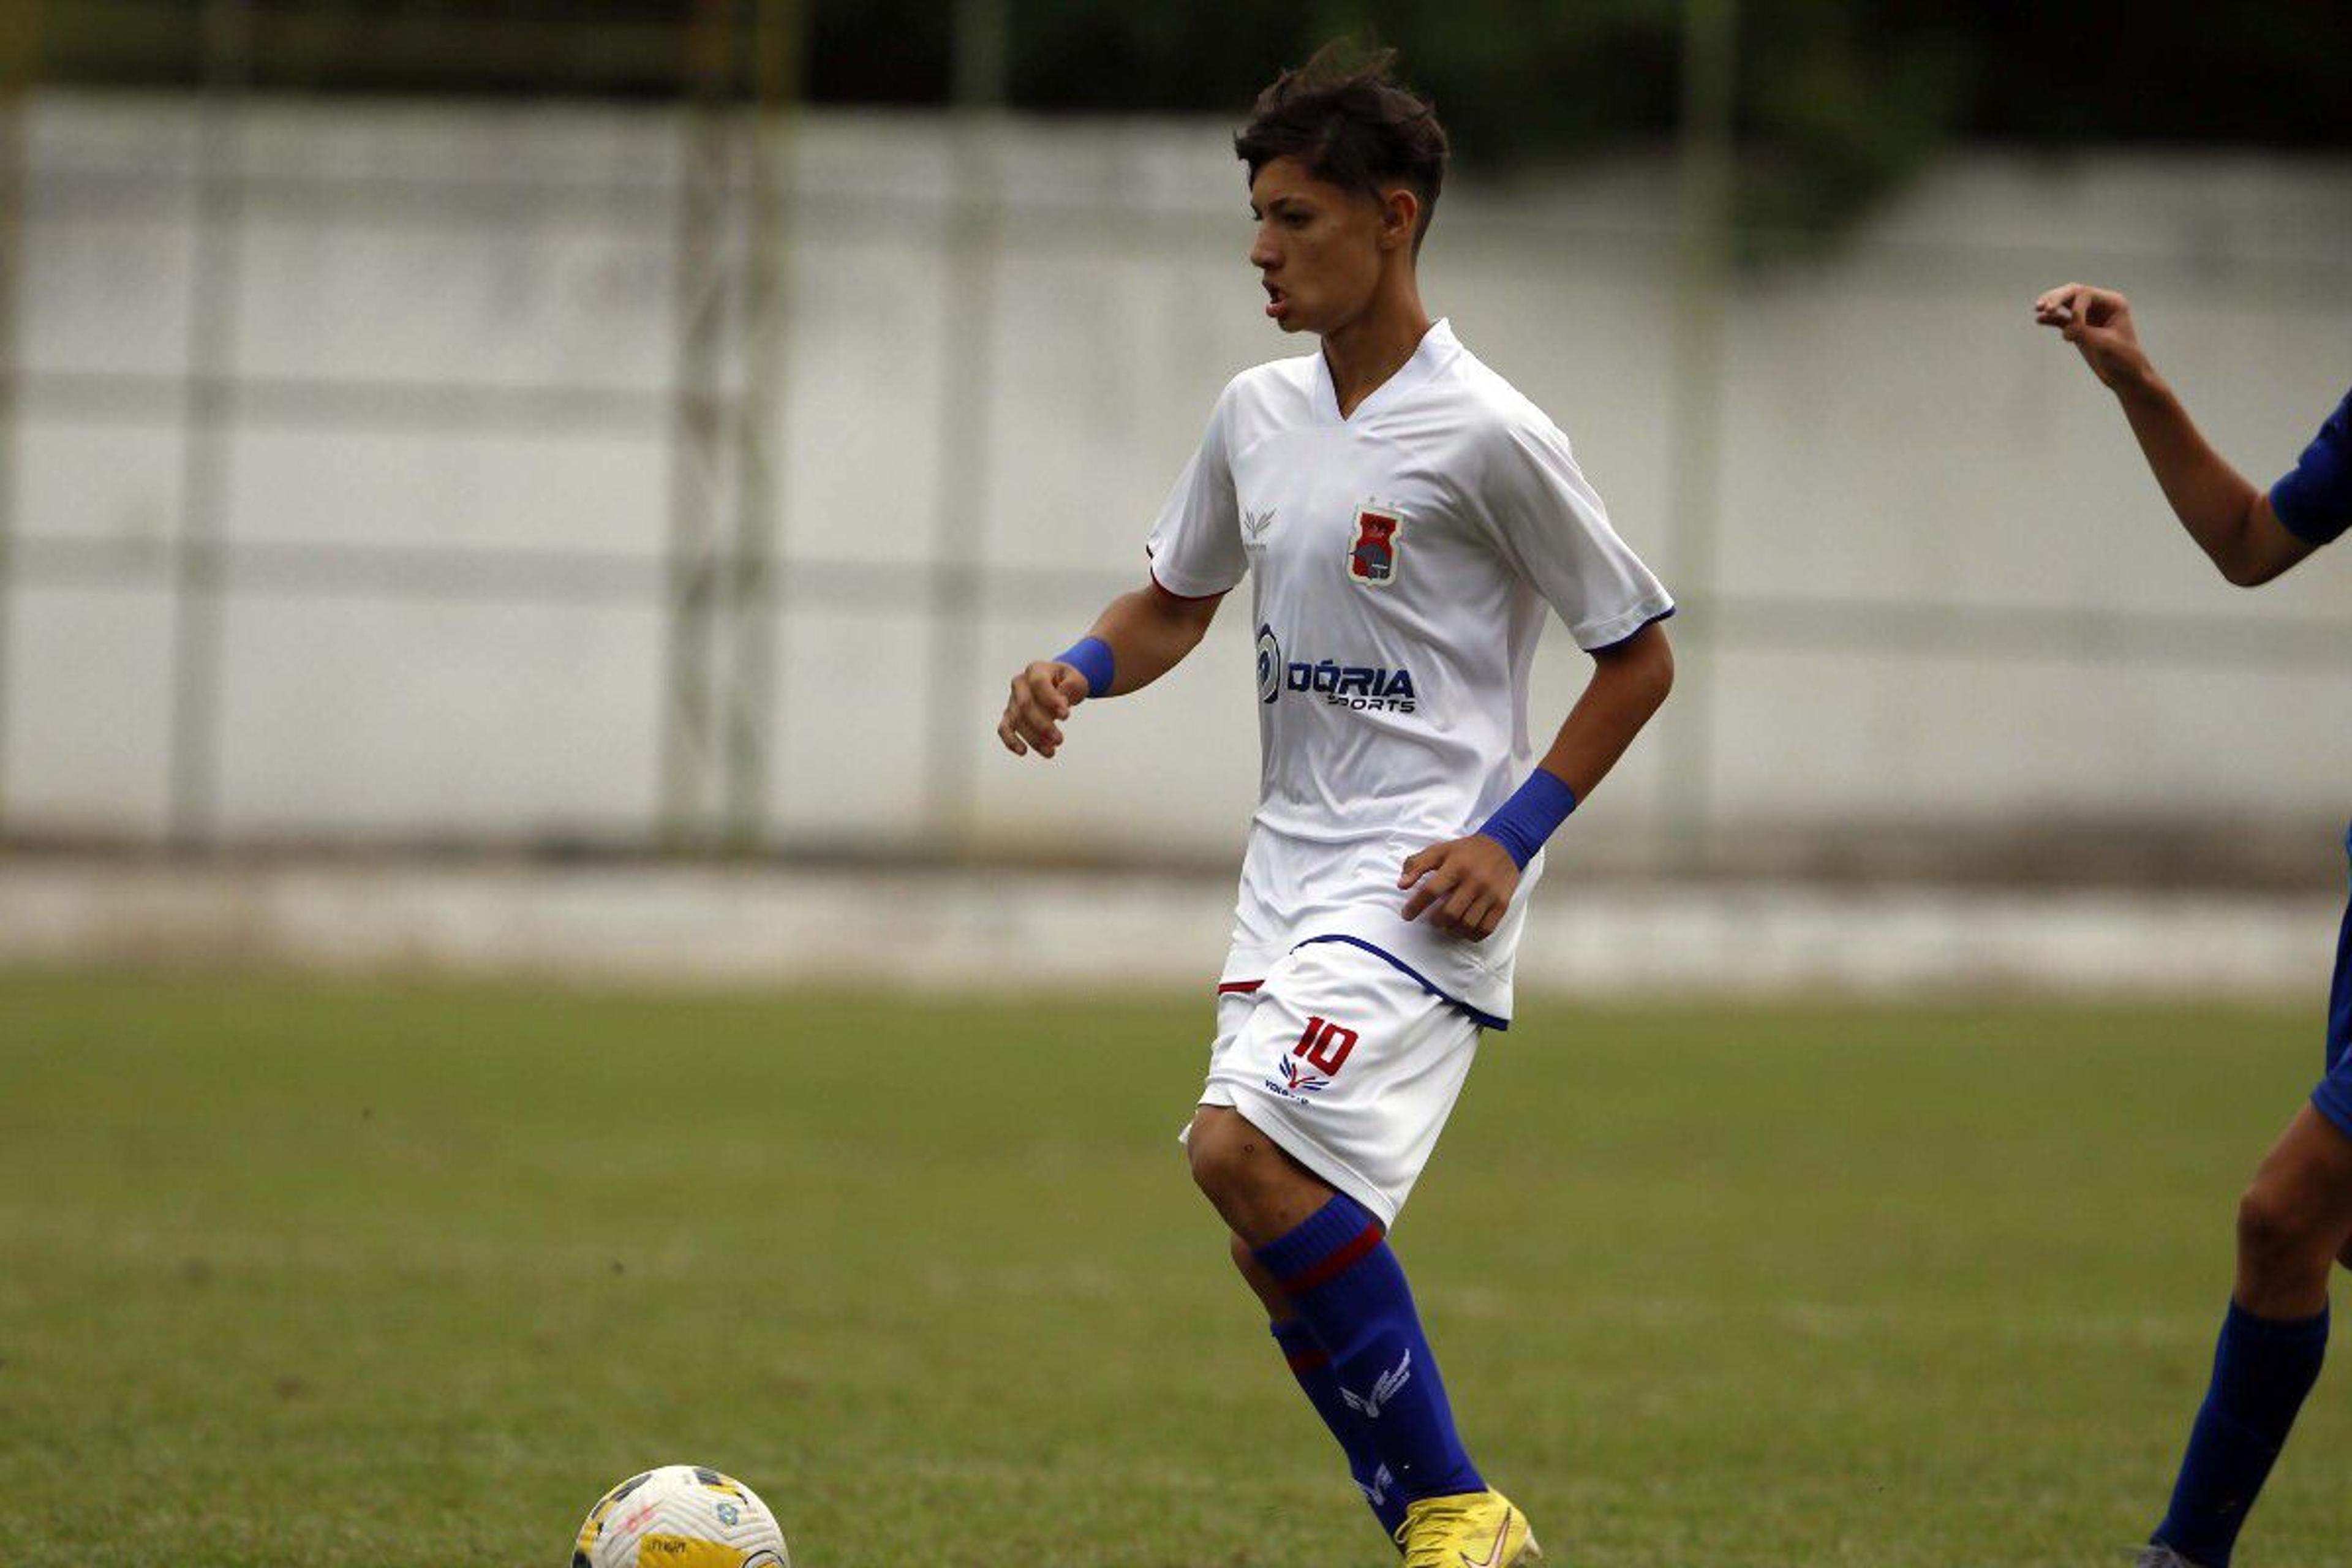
top-left (1248, 157), bottom-right (1387, 337)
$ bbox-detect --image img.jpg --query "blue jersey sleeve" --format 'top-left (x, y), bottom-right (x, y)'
top-left (2270, 388), bottom-right (2352, 546)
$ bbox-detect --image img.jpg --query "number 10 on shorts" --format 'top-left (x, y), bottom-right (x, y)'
top-left (1293, 1015), bottom-right (1360, 1075)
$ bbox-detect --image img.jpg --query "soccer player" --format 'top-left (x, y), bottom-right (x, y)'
top-left (2035, 281), bottom-right (2352, 1568)
top-left (997, 46), bottom-right (1676, 1566)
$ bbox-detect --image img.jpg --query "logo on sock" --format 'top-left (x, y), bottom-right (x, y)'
top-left (1360, 1464), bottom-right (1394, 1510)
top-left (1340, 1349), bottom-right (1412, 1420)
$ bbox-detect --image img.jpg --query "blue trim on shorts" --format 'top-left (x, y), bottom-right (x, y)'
top-left (1291, 934), bottom-right (1509, 1031)
top-left (2315, 823), bottom-right (2352, 1139)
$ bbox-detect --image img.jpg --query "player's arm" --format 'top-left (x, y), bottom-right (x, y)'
top-left (996, 580), bottom-right (1224, 760)
top-left (1399, 617), bottom-right (1675, 941)
top-left (2034, 282), bottom-right (2317, 587)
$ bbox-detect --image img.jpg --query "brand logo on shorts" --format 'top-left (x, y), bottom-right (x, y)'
top-left (1262, 1014), bottom-right (1362, 1102)
top-left (1277, 1057), bottom-right (1330, 1096)
top-left (1347, 507), bottom-right (1403, 587)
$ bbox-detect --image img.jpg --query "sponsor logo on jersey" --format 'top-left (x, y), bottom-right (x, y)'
top-left (1346, 507), bottom-right (1403, 587)
top-left (1243, 505), bottom-right (1276, 540)
top-left (1257, 628), bottom-right (1418, 714)
top-left (1279, 657), bottom-right (1417, 713)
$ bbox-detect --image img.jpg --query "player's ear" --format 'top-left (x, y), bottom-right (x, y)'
top-left (1377, 185), bottom-right (1420, 252)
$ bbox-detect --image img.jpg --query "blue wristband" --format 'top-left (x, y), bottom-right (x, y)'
top-left (1054, 636), bottom-right (1115, 699)
top-left (1475, 768), bottom-right (1578, 870)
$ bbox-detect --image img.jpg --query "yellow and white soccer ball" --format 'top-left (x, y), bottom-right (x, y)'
top-left (571, 1464), bottom-right (791, 1568)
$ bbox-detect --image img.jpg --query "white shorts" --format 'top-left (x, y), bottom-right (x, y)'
top-left (1193, 940), bottom-right (1483, 1227)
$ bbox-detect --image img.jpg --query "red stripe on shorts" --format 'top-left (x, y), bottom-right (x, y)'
top-left (1215, 979), bottom-right (1264, 995)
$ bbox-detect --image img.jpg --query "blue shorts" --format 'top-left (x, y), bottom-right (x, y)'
top-left (2315, 824), bottom-right (2352, 1138)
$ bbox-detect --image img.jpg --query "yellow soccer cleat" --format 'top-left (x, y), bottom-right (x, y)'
top-left (1395, 1489), bottom-right (1543, 1568)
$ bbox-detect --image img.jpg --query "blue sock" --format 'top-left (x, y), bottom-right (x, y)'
top-left (1255, 1193), bottom-right (1485, 1504)
top-left (1272, 1318), bottom-right (1409, 1540)
top-left (2153, 1301), bottom-right (2329, 1567)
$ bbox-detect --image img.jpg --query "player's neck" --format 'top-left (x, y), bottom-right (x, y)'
top-left (1319, 286), bottom-right (1434, 420)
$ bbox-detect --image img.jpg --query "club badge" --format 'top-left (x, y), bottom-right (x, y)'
top-left (1346, 507), bottom-right (1403, 587)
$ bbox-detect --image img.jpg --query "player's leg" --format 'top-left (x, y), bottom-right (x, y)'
top-left (1188, 989), bottom-right (1408, 1541)
top-left (1189, 1104), bottom-right (1485, 1502)
top-left (2148, 1104), bottom-right (2352, 1567)
top-left (1186, 946), bottom-right (1534, 1564)
top-left (1226, 1229), bottom-right (1409, 1540)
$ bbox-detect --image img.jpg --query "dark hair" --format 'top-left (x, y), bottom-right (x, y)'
top-left (1234, 41), bottom-right (1450, 253)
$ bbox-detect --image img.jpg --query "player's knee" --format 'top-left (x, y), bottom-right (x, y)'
top-left (2236, 1182), bottom-right (2326, 1277)
top-left (1186, 1118), bottom-right (1250, 1205)
top-left (1186, 1110), bottom-right (1276, 1211)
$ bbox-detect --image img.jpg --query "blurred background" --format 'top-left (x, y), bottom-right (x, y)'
top-left (2, 0), bottom-right (2350, 995)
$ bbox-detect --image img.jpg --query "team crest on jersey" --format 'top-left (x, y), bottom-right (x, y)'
top-left (1346, 507), bottom-right (1403, 587)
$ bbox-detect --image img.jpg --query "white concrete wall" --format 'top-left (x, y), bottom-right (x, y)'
top-left (0, 856), bottom-right (2333, 1000)
top-left (7, 96), bottom-right (2351, 867)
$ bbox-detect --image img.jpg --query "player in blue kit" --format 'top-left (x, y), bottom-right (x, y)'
top-left (2037, 281), bottom-right (2352, 1568)
top-left (998, 45), bottom-right (1675, 1566)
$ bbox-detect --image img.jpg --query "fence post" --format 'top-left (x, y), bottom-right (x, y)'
top-left (1657, 0), bottom-right (1737, 870)
top-left (165, 0), bottom-right (249, 850)
top-left (0, 0), bottom-right (34, 834)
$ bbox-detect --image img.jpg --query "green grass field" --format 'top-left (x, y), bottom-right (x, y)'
top-left (4, 970), bottom-right (2350, 1566)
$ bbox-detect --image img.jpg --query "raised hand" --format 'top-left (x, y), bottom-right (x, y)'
top-left (2034, 282), bottom-right (2155, 393)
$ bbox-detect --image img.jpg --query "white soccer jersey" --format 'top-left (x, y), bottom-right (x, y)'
top-left (1145, 318), bottom-right (1672, 1028)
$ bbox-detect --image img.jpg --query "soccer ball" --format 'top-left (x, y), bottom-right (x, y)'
top-left (571, 1464), bottom-right (790, 1568)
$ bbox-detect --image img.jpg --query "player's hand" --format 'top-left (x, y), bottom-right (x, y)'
top-left (997, 660), bottom-right (1092, 759)
top-left (1398, 834), bottom-right (1521, 943)
top-left (2033, 282), bottom-right (2155, 394)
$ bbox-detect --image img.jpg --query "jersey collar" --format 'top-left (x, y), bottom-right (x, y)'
top-left (1313, 317), bottom-right (1460, 426)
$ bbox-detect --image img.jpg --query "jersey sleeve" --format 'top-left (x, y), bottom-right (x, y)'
top-left (2270, 388), bottom-right (2352, 548)
top-left (1478, 410), bottom-right (1675, 650)
top-left (1143, 383), bottom-right (1246, 598)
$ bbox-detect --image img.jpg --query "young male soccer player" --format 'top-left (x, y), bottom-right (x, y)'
top-left (2036, 281), bottom-right (2352, 1568)
top-left (997, 47), bottom-right (1676, 1566)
